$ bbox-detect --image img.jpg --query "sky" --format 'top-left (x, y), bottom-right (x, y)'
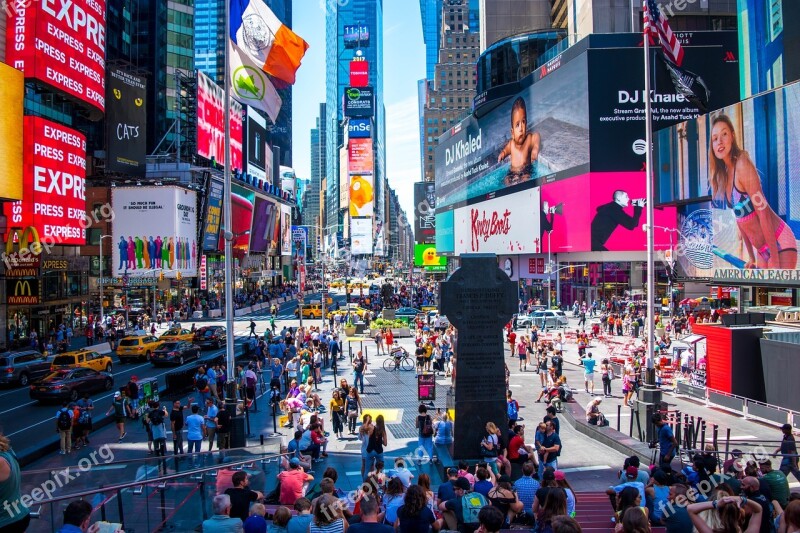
top-left (290, 0), bottom-right (426, 219)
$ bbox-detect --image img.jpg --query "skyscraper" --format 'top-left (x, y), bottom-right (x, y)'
top-left (325, 0), bottom-right (385, 244)
top-left (479, 0), bottom-right (552, 51)
top-left (304, 103), bottom-right (327, 258)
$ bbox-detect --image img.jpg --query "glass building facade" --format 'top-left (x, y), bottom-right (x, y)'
top-left (475, 30), bottom-right (566, 94)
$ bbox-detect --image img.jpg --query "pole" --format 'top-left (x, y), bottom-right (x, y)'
top-left (222, 0), bottom-right (236, 400)
top-left (99, 237), bottom-right (104, 324)
top-left (153, 280), bottom-right (157, 323)
top-left (643, 18), bottom-right (656, 385)
top-left (124, 265), bottom-right (129, 331)
top-left (547, 231), bottom-right (552, 308)
top-left (321, 260), bottom-right (326, 328)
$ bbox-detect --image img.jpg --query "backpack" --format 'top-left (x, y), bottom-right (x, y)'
top-left (421, 415), bottom-right (433, 437)
top-left (128, 382), bottom-right (139, 398)
top-left (507, 400), bottom-right (519, 420)
top-left (57, 409), bottom-right (72, 430)
top-left (195, 375), bottom-right (209, 391)
top-left (78, 408), bottom-right (91, 425)
top-left (559, 386), bottom-right (573, 402)
top-left (461, 492), bottom-right (489, 524)
top-left (149, 408), bottom-right (164, 426)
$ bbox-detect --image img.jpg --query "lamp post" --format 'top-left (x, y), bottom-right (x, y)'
top-left (545, 263), bottom-right (586, 324)
top-left (98, 235), bottom-right (113, 324)
top-left (643, 224), bottom-right (679, 317)
top-left (546, 231), bottom-right (553, 309)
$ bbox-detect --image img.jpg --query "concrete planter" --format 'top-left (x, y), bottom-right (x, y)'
top-left (391, 327), bottom-right (412, 338)
top-left (344, 326), bottom-right (357, 337)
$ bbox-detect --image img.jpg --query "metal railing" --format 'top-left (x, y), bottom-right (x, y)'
top-left (674, 383), bottom-right (798, 429)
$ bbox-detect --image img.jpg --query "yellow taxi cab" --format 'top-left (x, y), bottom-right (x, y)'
top-left (329, 304), bottom-right (370, 319)
top-left (160, 328), bottom-right (194, 342)
top-left (329, 279), bottom-right (344, 289)
top-left (116, 335), bottom-right (163, 363)
top-left (294, 303), bottom-right (331, 319)
top-left (51, 349), bottom-right (113, 373)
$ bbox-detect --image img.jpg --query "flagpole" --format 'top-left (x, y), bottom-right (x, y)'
top-left (223, 0), bottom-right (237, 399)
top-left (643, 10), bottom-right (656, 387)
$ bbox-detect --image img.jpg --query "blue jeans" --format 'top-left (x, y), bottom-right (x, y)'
top-left (539, 458), bottom-right (558, 479)
top-left (188, 439), bottom-right (202, 454)
top-left (354, 371), bottom-right (364, 394)
top-left (417, 436), bottom-right (433, 463)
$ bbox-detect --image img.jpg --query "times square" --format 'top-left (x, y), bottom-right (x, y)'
top-left (1, 0), bottom-right (800, 532)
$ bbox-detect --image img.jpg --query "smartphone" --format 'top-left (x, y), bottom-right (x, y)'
top-left (95, 522), bottom-right (122, 533)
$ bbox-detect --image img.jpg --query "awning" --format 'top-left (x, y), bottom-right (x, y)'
top-left (681, 334), bottom-right (705, 345)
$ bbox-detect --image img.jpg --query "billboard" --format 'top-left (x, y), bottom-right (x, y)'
top-left (435, 54), bottom-right (590, 209)
top-left (249, 196), bottom-right (276, 253)
top-left (343, 24), bottom-right (369, 48)
top-left (414, 243), bottom-right (447, 272)
top-left (0, 62), bottom-right (23, 202)
top-left (197, 71), bottom-right (243, 172)
top-left (106, 67), bottom-right (147, 176)
top-left (292, 226), bottom-right (308, 265)
top-left (587, 32), bottom-right (740, 173)
top-left (245, 108), bottom-right (269, 182)
top-left (414, 182), bottom-right (436, 244)
top-left (453, 188), bottom-right (541, 255)
top-left (350, 60), bottom-right (369, 87)
top-left (351, 217), bottom-right (373, 255)
top-left (3, 117), bottom-right (87, 245)
top-left (202, 177), bottom-right (224, 251)
top-left (348, 138), bottom-right (373, 174)
top-left (7, 279), bottom-right (40, 305)
top-left (347, 118), bottom-right (371, 139)
top-left (349, 173), bottom-right (374, 217)
top-left (280, 204), bottom-right (292, 256)
top-left (343, 86), bottom-right (375, 118)
top-left (111, 187), bottom-right (198, 278)
top-left (658, 82), bottom-right (800, 285)
top-left (218, 184), bottom-right (255, 258)
top-left (5, 0), bottom-right (107, 114)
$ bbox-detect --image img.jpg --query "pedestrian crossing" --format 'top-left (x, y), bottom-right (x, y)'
top-left (231, 314), bottom-right (298, 321)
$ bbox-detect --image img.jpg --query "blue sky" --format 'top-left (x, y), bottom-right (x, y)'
top-left (291, 1), bottom-right (426, 218)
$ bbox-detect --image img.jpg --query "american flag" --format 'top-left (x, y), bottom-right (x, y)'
top-left (643, 0), bottom-right (684, 66)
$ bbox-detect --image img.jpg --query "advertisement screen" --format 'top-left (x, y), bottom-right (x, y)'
top-left (452, 188), bottom-right (541, 255)
top-left (245, 108), bottom-right (268, 182)
top-left (202, 177), bottom-right (223, 252)
top-left (350, 60), bottom-right (369, 87)
top-left (280, 204), bottom-right (292, 256)
top-left (348, 138), bottom-right (373, 173)
top-left (250, 196), bottom-right (276, 253)
top-left (347, 118), bottom-right (371, 139)
top-left (414, 182), bottom-right (436, 244)
top-left (111, 187), bottom-right (198, 278)
top-left (343, 86), bottom-right (375, 118)
top-left (218, 184), bottom-right (255, 259)
top-left (660, 82), bottom-right (800, 285)
top-left (435, 54), bottom-right (589, 209)
top-left (292, 226), bottom-right (308, 265)
top-left (343, 24), bottom-right (369, 48)
top-left (0, 62), bottom-right (23, 202)
top-left (3, 117), bottom-right (87, 245)
top-left (197, 71), bottom-right (243, 171)
top-left (414, 243), bottom-right (447, 272)
top-left (351, 217), bottom-right (373, 255)
top-left (106, 67), bottom-right (147, 176)
top-left (349, 173), bottom-right (374, 218)
top-left (587, 32), bottom-right (740, 173)
top-left (5, 0), bottom-right (107, 113)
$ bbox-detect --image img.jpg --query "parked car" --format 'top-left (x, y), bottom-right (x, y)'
top-left (426, 311), bottom-right (450, 327)
top-left (116, 335), bottom-right (162, 363)
top-left (0, 349), bottom-right (52, 387)
top-left (294, 303), bottom-right (329, 319)
top-left (193, 326), bottom-right (227, 349)
top-left (151, 341), bottom-right (201, 366)
top-left (51, 350), bottom-right (113, 374)
top-left (394, 307), bottom-right (422, 319)
top-left (160, 328), bottom-right (194, 342)
top-left (30, 368), bottom-right (114, 402)
top-left (530, 310), bottom-right (569, 328)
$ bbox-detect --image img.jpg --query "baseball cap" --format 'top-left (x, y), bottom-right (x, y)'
top-left (114, 391), bottom-right (121, 398)
top-left (454, 477), bottom-right (471, 491)
top-left (554, 471), bottom-right (566, 481)
top-left (626, 466), bottom-right (639, 478)
top-left (289, 457), bottom-right (300, 467)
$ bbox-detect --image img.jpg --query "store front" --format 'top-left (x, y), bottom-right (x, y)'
top-left (556, 261), bottom-right (670, 307)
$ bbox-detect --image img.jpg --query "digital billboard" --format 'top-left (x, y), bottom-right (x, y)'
top-left (343, 86), bottom-right (375, 118)
top-left (106, 67), bottom-right (147, 176)
top-left (347, 118), bottom-right (371, 139)
top-left (245, 108), bottom-right (269, 182)
top-left (280, 204), bottom-right (292, 256)
top-left (435, 54), bottom-right (590, 209)
top-left (0, 62), bottom-right (24, 202)
top-left (292, 226), bottom-right (308, 265)
top-left (414, 243), bottom-right (447, 272)
top-left (197, 71), bottom-right (243, 172)
top-left (658, 82), bottom-right (800, 285)
top-left (111, 187), bottom-right (198, 278)
top-left (5, 0), bottom-right (107, 114)
top-left (218, 184), bottom-right (254, 259)
top-left (348, 138), bottom-right (373, 174)
top-left (349, 173), bottom-right (374, 217)
top-left (351, 217), bottom-right (373, 255)
top-left (414, 181), bottom-right (436, 244)
top-left (343, 24), bottom-right (369, 48)
top-left (350, 60), bottom-right (369, 87)
top-left (202, 177), bottom-right (223, 252)
top-left (250, 196), bottom-right (276, 253)
top-left (3, 117), bottom-right (87, 245)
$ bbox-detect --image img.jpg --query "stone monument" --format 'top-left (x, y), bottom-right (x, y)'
top-left (440, 254), bottom-right (517, 459)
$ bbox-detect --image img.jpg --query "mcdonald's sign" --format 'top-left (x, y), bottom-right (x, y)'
top-left (3, 227), bottom-right (42, 273)
top-left (6, 279), bottom-right (40, 305)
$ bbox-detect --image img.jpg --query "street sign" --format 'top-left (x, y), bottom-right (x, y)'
top-left (418, 373), bottom-right (436, 401)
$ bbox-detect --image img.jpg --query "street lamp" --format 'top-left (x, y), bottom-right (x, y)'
top-left (643, 224), bottom-right (680, 316)
top-left (98, 235), bottom-right (113, 324)
top-left (544, 262), bottom-right (587, 313)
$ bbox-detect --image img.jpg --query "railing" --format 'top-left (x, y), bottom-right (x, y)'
top-left (674, 383), bottom-right (798, 428)
top-left (20, 442), bottom-right (287, 533)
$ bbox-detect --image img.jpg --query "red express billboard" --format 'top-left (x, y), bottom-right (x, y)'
top-left (3, 117), bottom-right (87, 245)
top-left (6, 0), bottom-right (107, 114)
top-left (197, 71), bottom-right (243, 172)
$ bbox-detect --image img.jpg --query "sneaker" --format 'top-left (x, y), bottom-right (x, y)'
top-left (59, 450), bottom-right (66, 455)
top-left (120, 432), bottom-right (127, 440)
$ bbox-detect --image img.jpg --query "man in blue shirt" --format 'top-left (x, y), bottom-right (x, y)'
top-left (204, 399), bottom-right (219, 451)
top-left (653, 413), bottom-right (678, 469)
top-left (537, 421), bottom-right (561, 479)
top-left (581, 352), bottom-right (597, 395)
top-left (185, 404), bottom-right (206, 465)
top-left (513, 461), bottom-right (540, 525)
top-left (205, 366), bottom-right (218, 400)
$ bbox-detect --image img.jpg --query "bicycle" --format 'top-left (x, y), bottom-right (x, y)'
top-left (383, 353), bottom-right (415, 372)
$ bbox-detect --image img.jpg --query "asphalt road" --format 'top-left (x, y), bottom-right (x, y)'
top-left (2, 291), bottom-right (347, 464)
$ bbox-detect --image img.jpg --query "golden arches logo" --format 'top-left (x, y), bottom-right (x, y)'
top-left (14, 280), bottom-right (32, 296)
top-left (5, 226), bottom-right (42, 256)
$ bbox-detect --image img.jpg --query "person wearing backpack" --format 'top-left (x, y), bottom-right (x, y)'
top-left (415, 404), bottom-right (435, 463)
top-left (506, 390), bottom-right (520, 426)
top-left (147, 400), bottom-right (168, 458)
top-left (194, 367), bottom-right (211, 409)
top-left (55, 401), bottom-right (74, 454)
top-left (106, 391), bottom-right (128, 442)
top-left (352, 351), bottom-right (366, 395)
top-left (126, 377), bottom-right (140, 418)
top-left (439, 476), bottom-right (489, 532)
top-left (75, 393), bottom-right (94, 447)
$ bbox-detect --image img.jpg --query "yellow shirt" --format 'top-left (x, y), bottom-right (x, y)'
top-left (329, 397), bottom-right (344, 413)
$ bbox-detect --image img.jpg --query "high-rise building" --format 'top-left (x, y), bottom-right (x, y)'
top-left (422, 0), bottom-right (479, 181)
top-left (304, 103), bottom-right (327, 258)
top-left (325, 0), bottom-right (385, 243)
top-left (479, 0), bottom-right (552, 51)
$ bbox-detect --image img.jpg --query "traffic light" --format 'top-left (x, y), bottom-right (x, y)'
top-left (159, 272), bottom-right (165, 282)
top-left (176, 271), bottom-right (182, 280)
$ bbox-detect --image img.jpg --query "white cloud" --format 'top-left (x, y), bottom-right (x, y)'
top-left (386, 95), bottom-right (422, 218)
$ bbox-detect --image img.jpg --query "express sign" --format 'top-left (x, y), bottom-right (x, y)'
top-left (2, 117), bottom-right (87, 245)
top-left (6, 0), bottom-right (107, 113)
